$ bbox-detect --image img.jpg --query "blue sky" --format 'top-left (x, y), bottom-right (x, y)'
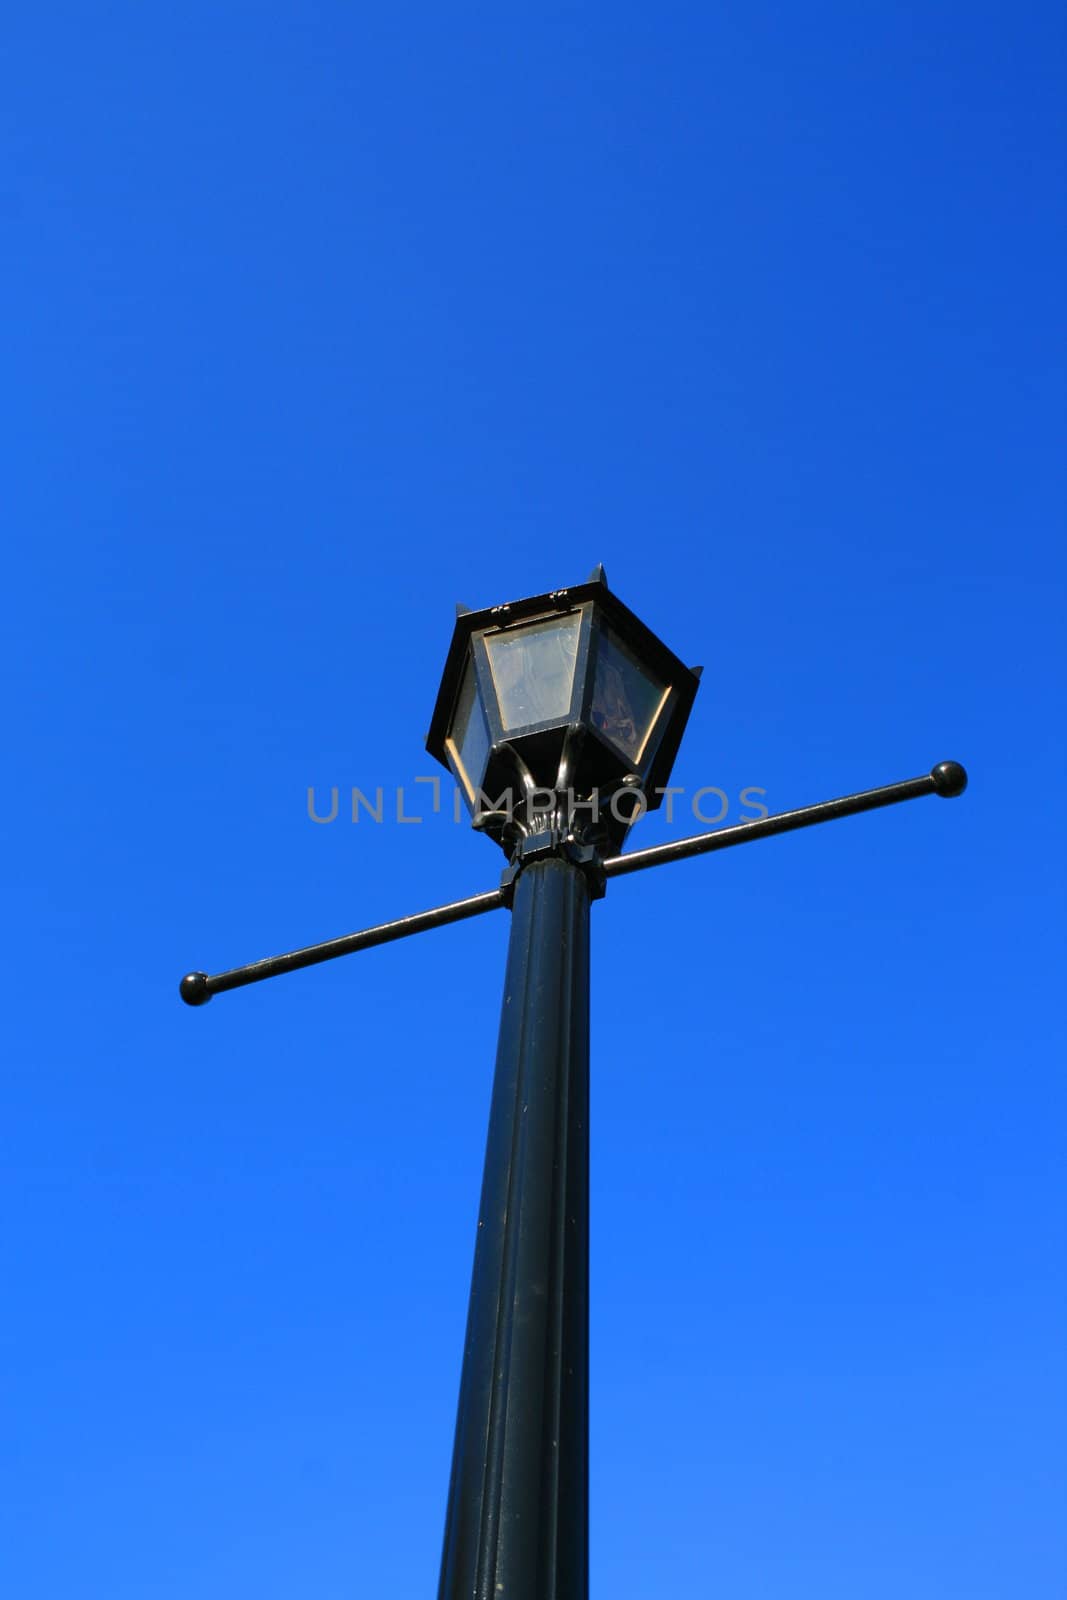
top-left (2, 4), bottom-right (1064, 1596)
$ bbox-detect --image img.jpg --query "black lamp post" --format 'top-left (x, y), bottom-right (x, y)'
top-left (179, 566), bottom-right (967, 1600)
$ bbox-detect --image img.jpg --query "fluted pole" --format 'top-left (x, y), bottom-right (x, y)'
top-left (439, 856), bottom-right (590, 1600)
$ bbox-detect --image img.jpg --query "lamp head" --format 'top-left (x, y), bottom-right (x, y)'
top-left (427, 569), bottom-right (701, 853)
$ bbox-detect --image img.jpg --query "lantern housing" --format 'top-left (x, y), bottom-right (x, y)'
top-left (427, 568), bottom-right (701, 851)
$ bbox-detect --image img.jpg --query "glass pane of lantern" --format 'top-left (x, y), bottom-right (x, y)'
top-left (591, 626), bottom-right (668, 764)
top-left (447, 656), bottom-right (491, 800)
top-left (484, 613), bottom-right (582, 731)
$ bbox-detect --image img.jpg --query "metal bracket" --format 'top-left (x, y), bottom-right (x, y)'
top-left (498, 828), bottom-right (607, 903)
top-left (180, 761), bottom-right (966, 1005)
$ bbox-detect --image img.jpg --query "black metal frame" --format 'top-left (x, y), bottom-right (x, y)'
top-left (427, 571), bottom-right (701, 826)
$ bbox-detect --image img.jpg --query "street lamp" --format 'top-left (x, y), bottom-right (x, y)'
top-left (426, 565), bottom-right (701, 852)
top-left (179, 566), bottom-right (967, 1600)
